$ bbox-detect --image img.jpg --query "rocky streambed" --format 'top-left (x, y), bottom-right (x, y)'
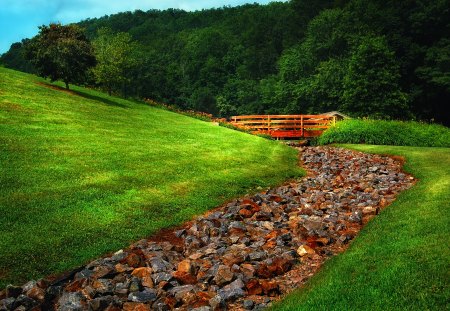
top-left (0, 147), bottom-right (415, 311)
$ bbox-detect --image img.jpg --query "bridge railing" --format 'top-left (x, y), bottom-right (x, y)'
top-left (230, 114), bottom-right (336, 138)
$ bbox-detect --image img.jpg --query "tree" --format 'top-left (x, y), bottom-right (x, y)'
top-left (26, 23), bottom-right (95, 89)
top-left (342, 36), bottom-right (409, 118)
top-left (91, 27), bottom-right (138, 96)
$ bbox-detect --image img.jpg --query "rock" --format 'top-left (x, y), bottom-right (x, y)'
top-left (88, 295), bottom-right (115, 311)
top-left (246, 279), bottom-right (262, 295)
top-left (218, 279), bottom-right (246, 301)
top-left (243, 299), bottom-right (255, 310)
top-left (191, 307), bottom-right (211, 311)
top-left (169, 285), bottom-right (195, 304)
top-left (260, 280), bottom-right (279, 296)
top-left (26, 285), bottom-right (45, 302)
top-left (0, 297), bottom-right (15, 310)
top-left (120, 252), bottom-right (142, 268)
top-left (240, 263), bottom-right (255, 278)
top-left (297, 245), bottom-right (315, 257)
top-left (213, 265), bottom-right (234, 286)
top-left (128, 289), bottom-right (157, 303)
top-left (149, 258), bottom-right (171, 273)
top-left (123, 302), bottom-right (151, 311)
top-left (6, 285), bottom-right (22, 298)
top-left (57, 292), bottom-right (84, 311)
top-left (209, 295), bottom-right (225, 310)
top-left (152, 272), bottom-right (173, 284)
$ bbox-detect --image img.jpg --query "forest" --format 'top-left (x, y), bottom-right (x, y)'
top-left (1, 0), bottom-right (449, 125)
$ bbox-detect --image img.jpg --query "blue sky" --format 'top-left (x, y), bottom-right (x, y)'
top-left (0, 0), bottom-right (285, 54)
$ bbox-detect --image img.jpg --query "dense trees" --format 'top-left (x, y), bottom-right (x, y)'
top-left (1, 0), bottom-right (449, 124)
top-left (25, 24), bottom-right (95, 89)
top-left (92, 28), bottom-right (139, 95)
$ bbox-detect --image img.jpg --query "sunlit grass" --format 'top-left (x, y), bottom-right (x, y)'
top-left (0, 67), bottom-right (303, 287)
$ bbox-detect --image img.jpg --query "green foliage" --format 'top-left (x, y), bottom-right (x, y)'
top-left (318, 119), bottom-right (450, 147)
top-left (0, 67), bottom-right (303, 287)
top-left (92, 27), bottom-right (139, 95)
top-left (342, 36), bottom-right (409, 118)
top-left (25, 23), bottom-right (96, 89)
top-left (274, 144), bottom-right (450, 310)
top-left (2, 1), bottom-right (449, 124)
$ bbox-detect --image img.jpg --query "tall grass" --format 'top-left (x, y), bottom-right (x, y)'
top-left (318, 119), bottom-right (450, 147)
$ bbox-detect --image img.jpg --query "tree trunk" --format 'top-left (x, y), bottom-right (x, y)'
top-left (65, 81), bottom-right (69, 90)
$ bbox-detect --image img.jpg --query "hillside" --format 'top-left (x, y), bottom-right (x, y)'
top-left (0, 67), bottom-right (302, 287)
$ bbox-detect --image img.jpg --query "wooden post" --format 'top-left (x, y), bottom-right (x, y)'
top-left (333, 116), bottom-right (336, 126)
top-left (301, 115), bottom-right (304, 137)
top-left (268, 115), bottom-right (271, 134)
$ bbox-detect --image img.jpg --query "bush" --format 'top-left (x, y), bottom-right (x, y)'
top-left (318, 119), bottom-right (450, 147)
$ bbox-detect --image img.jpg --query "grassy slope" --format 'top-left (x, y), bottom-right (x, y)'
top-left (0, 67), bottom-right (303, 287)
top-left (274, 145), bottom-right (449, 310)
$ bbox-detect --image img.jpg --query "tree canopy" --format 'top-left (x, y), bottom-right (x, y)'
top-left (25, 23), bottom-right (96, 89)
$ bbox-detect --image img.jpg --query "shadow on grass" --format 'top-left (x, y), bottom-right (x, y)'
top-left (72, 90), bottom-right (129, 109)
top-left (37, 82), bottom-right (129, 109)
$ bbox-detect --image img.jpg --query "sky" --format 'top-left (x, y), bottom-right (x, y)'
top-left (0, 0), bottom-right (285, 54)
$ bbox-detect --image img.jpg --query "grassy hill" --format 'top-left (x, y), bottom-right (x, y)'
top-left (0, 67), bottom-right (303, 287)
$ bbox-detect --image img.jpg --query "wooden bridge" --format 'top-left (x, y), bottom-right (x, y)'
top-left (230, 114), bottom-right (336, 139)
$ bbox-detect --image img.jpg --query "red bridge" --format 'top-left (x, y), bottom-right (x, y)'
top-left (230, 114), bottom-right (336, 139)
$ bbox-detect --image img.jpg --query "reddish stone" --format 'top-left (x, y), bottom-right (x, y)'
top-left (115, 263), bottom-right (131, 273)
top-left (104, 306), bottom-right (121, 311)
top-left (65, 278), bottom-right (87, 292)
top-left (241, 263), bottom-right (255, 278)
top-left (269, 195), bottom-right (283, 203)
top-left (93, 266), bottom-right (113, 279)
top-left (132, 267), bottom-right (152, 278)
top-left (120, 252), bottom-right (142, 268)
top-left (123, 302), bottom-right (150, 311)
top-left (222, 253), bottom-right (245, 266)
top-left (165, 296), bottom-right (177, 309)
top-left (267, 257), bottom-right (292, 276)
top-left (177, 260), bottom-right (194, 274)
top-left (27, 286), bottom-right (45, 301)
top-left (297, 245), bottom-right (315, 257)
top-left (264, 231), bottom-right (278, 240)
top-left (239, 208), bottom-right (254, 218)
top-left (260, 280), bottom-right (279, 296)
top-left (255, 263), bottom-right (272, 279)
top-left (173, 271), bottom-right (197, 285)
top-left (246, 279), bottom-right (262, 295)
top-left (263, 240), bottom-right (277, 249)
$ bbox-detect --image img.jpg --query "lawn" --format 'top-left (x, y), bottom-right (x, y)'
top-left (0, 67), bottom-right (303, 287)
top-left (274, 144), bottom-right (450, 310)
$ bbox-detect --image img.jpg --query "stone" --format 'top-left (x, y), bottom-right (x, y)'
top-left (88, 295), bottom-right (115, 311)
top-left (120, 252), bottom-right (142, 268)
top-left (57, 292), bottom-right (84, 311)
top-left (132, 267), bottom-right (152, 278)
top-left (209, 295), bottom-right (225, 310)
top-left (123, 302), bottom-right (151, 311)
top-left (243, 299), bottom-right (255, 310)
top-left (213, 265), bottom-right (234, 286)
top-left (246, 279), bottom-right (262, 295)
top-left (260, 280), bottom-right (279, 296)
top-left (0, 297), bottom-right (15, 310)
top-left (26, 286), bottom-right (45, 302)
top-left (6, 285), bottom-right (22, 298)
top-left (128, 289), bottom-right (157, 303)
top-left (149, 258), bottom-right (171, 273)
top-left (297, 245), bottom-right (315, 257)
top-left (191, 307), bottom-right (211, 311)
top-left (152, 272), bottom-right (173, 284)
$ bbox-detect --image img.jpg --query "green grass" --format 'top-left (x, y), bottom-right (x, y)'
top-left (273, 144), bottom-right (450, 310)
top-left (0, 67), bottom-right (303, 287)
top-left (318, 119), bottom-right (450, 147)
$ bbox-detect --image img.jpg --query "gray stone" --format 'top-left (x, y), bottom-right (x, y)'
top-left (0, 297), bottom-right (16, 311)
top-left (128, 289), bottom-right (157, 303)
top-left (152, 272), bottom-right (173, 284)
top-left (57, 292), bottom-right (84, 311)
top-left (149, 257), bottom-right (172, 273)
top-left (243, 299), bottom-right (255, 310)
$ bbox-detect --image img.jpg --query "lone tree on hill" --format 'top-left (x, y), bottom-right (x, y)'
top-left (25, 23), bottom-right (96, 89)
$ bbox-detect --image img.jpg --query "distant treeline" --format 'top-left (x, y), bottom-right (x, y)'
top-left (1, 0), bottom-right (449, 125)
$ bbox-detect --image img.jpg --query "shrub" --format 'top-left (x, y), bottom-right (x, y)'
top-left (318, 119), bottom-right (450, 147)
